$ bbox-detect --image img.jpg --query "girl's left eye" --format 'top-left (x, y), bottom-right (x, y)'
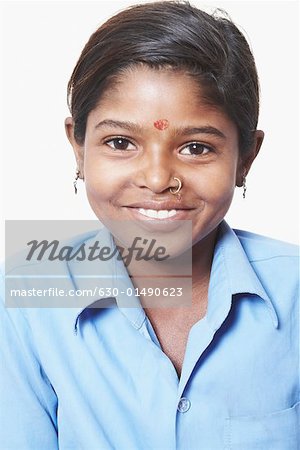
top-left (179, 142), bottom-right (213, 156)
top-left (105, 138), bottom-right (136, 151)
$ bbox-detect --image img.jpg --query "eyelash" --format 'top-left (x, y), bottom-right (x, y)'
top-left (104, 137), bottom-right (214, 156)
top-left (104, 137), bottom-right (136, 151)
top-left (180, 142), bottom-right (214, 156)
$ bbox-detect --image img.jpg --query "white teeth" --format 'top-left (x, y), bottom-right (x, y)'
top-left (157, 210), bottom-right (168, 219)
top-left (138, 209), bottom-right (177, 219)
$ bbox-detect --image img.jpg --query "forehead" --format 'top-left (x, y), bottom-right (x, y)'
top-left (97, 66), bottom-right (208, 109)
top-left (88, 66), bottom-right (236, 134)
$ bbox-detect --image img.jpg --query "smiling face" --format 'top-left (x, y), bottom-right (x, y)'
top-left (66, 66), bottom-right (261, 255)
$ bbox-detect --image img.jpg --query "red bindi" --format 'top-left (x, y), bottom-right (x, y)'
top-left (154, 119), bottom-right (169, 130)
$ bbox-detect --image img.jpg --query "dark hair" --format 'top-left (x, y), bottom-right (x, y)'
top-left (67, 1), bottom-right (260, 154)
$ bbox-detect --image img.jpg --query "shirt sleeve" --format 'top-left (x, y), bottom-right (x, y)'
top-left (0, 276), bottom-right (58, 449)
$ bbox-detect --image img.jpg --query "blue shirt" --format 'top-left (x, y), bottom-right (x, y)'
top-left (1, 221), bottom-right (299, 449)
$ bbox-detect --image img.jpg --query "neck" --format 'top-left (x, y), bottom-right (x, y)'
top-left (114, 226), bottom-right (218, 309)
top-left (192, 227), bottom-right (218, 288)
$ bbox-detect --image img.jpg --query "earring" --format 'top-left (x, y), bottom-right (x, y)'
top-left (242, 176), bottom-right (247, 199)
top-left (73, 169), bottom-right (80, 194)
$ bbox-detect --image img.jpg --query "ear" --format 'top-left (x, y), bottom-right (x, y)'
top-left (65, 117), bottom-right (85, 179)
top-left (236, 130), bottom-right (264, 186)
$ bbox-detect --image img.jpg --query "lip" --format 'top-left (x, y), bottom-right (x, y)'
top-left (124, 205), bottom-right (196, 223)
top-left (125, 200), bottom-right (195, 211)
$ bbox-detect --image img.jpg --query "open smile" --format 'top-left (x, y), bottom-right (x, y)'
top-left (137, 208), bottom-right (177, 219)
top-left (124, 201), bottom-right (196, 221)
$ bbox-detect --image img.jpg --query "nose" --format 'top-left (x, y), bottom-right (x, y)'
top-left (134, 146), bottom-right (177, 194)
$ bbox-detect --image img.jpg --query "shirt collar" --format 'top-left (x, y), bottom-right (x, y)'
top-left (69, 221), bottom-right (278, 332)
top-left (67, 226), bottom-right (145, 333)
top-left (206, 221), bottom-right (278, 330)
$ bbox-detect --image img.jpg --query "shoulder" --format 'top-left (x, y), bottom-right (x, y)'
top-left (5, 228), bottom-right (101, 276)
top-left (2, 226), bottom-right (112, 311)
top-left (233, 228), bottom-right (299, 262)
top-left (233, 228), bottom-right (299, 310)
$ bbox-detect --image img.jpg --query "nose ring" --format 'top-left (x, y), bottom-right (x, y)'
top-left (169, 177), bottom-right (182, 195)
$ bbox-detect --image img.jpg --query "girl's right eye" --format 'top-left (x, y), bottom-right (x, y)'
top-left (105, 138), bottom-right (136, 151)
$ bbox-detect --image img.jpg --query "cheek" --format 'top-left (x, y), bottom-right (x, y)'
top-left (190, 166), bottom-right (237, 244)
top-left (191, 163), bottom-right (237, 202)
top-left (83, 152), bottom-right (126, 201)
top-left (210, 174), bottom-right (236, 203)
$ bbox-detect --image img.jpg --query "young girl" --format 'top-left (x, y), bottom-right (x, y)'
top-left (1, 2), bottom-right (299, 449)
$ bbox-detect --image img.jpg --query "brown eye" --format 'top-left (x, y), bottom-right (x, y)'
top-left (106, 138), bottom-right (135, 151)
top-left (180, 142), bottom-right (213, 156)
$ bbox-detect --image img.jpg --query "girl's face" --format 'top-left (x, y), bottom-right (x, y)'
top-left (66, 67), bottom-right (261, 253)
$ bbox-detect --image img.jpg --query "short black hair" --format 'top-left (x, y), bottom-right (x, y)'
top-left (67, 1), bottom-right (260, 154)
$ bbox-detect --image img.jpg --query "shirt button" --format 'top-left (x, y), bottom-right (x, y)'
top-left (177, 397), bottom-right (191, 413)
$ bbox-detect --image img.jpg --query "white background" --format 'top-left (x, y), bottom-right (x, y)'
top-left (1, 0), bottom-right (299, 244)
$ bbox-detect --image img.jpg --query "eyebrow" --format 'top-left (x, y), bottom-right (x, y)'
top-left (178, 126), bottom-right (225, 139)
top-left (95, 119), bottom-right (226, 139)
top-left (95, 119), bottom-right (142, 133)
